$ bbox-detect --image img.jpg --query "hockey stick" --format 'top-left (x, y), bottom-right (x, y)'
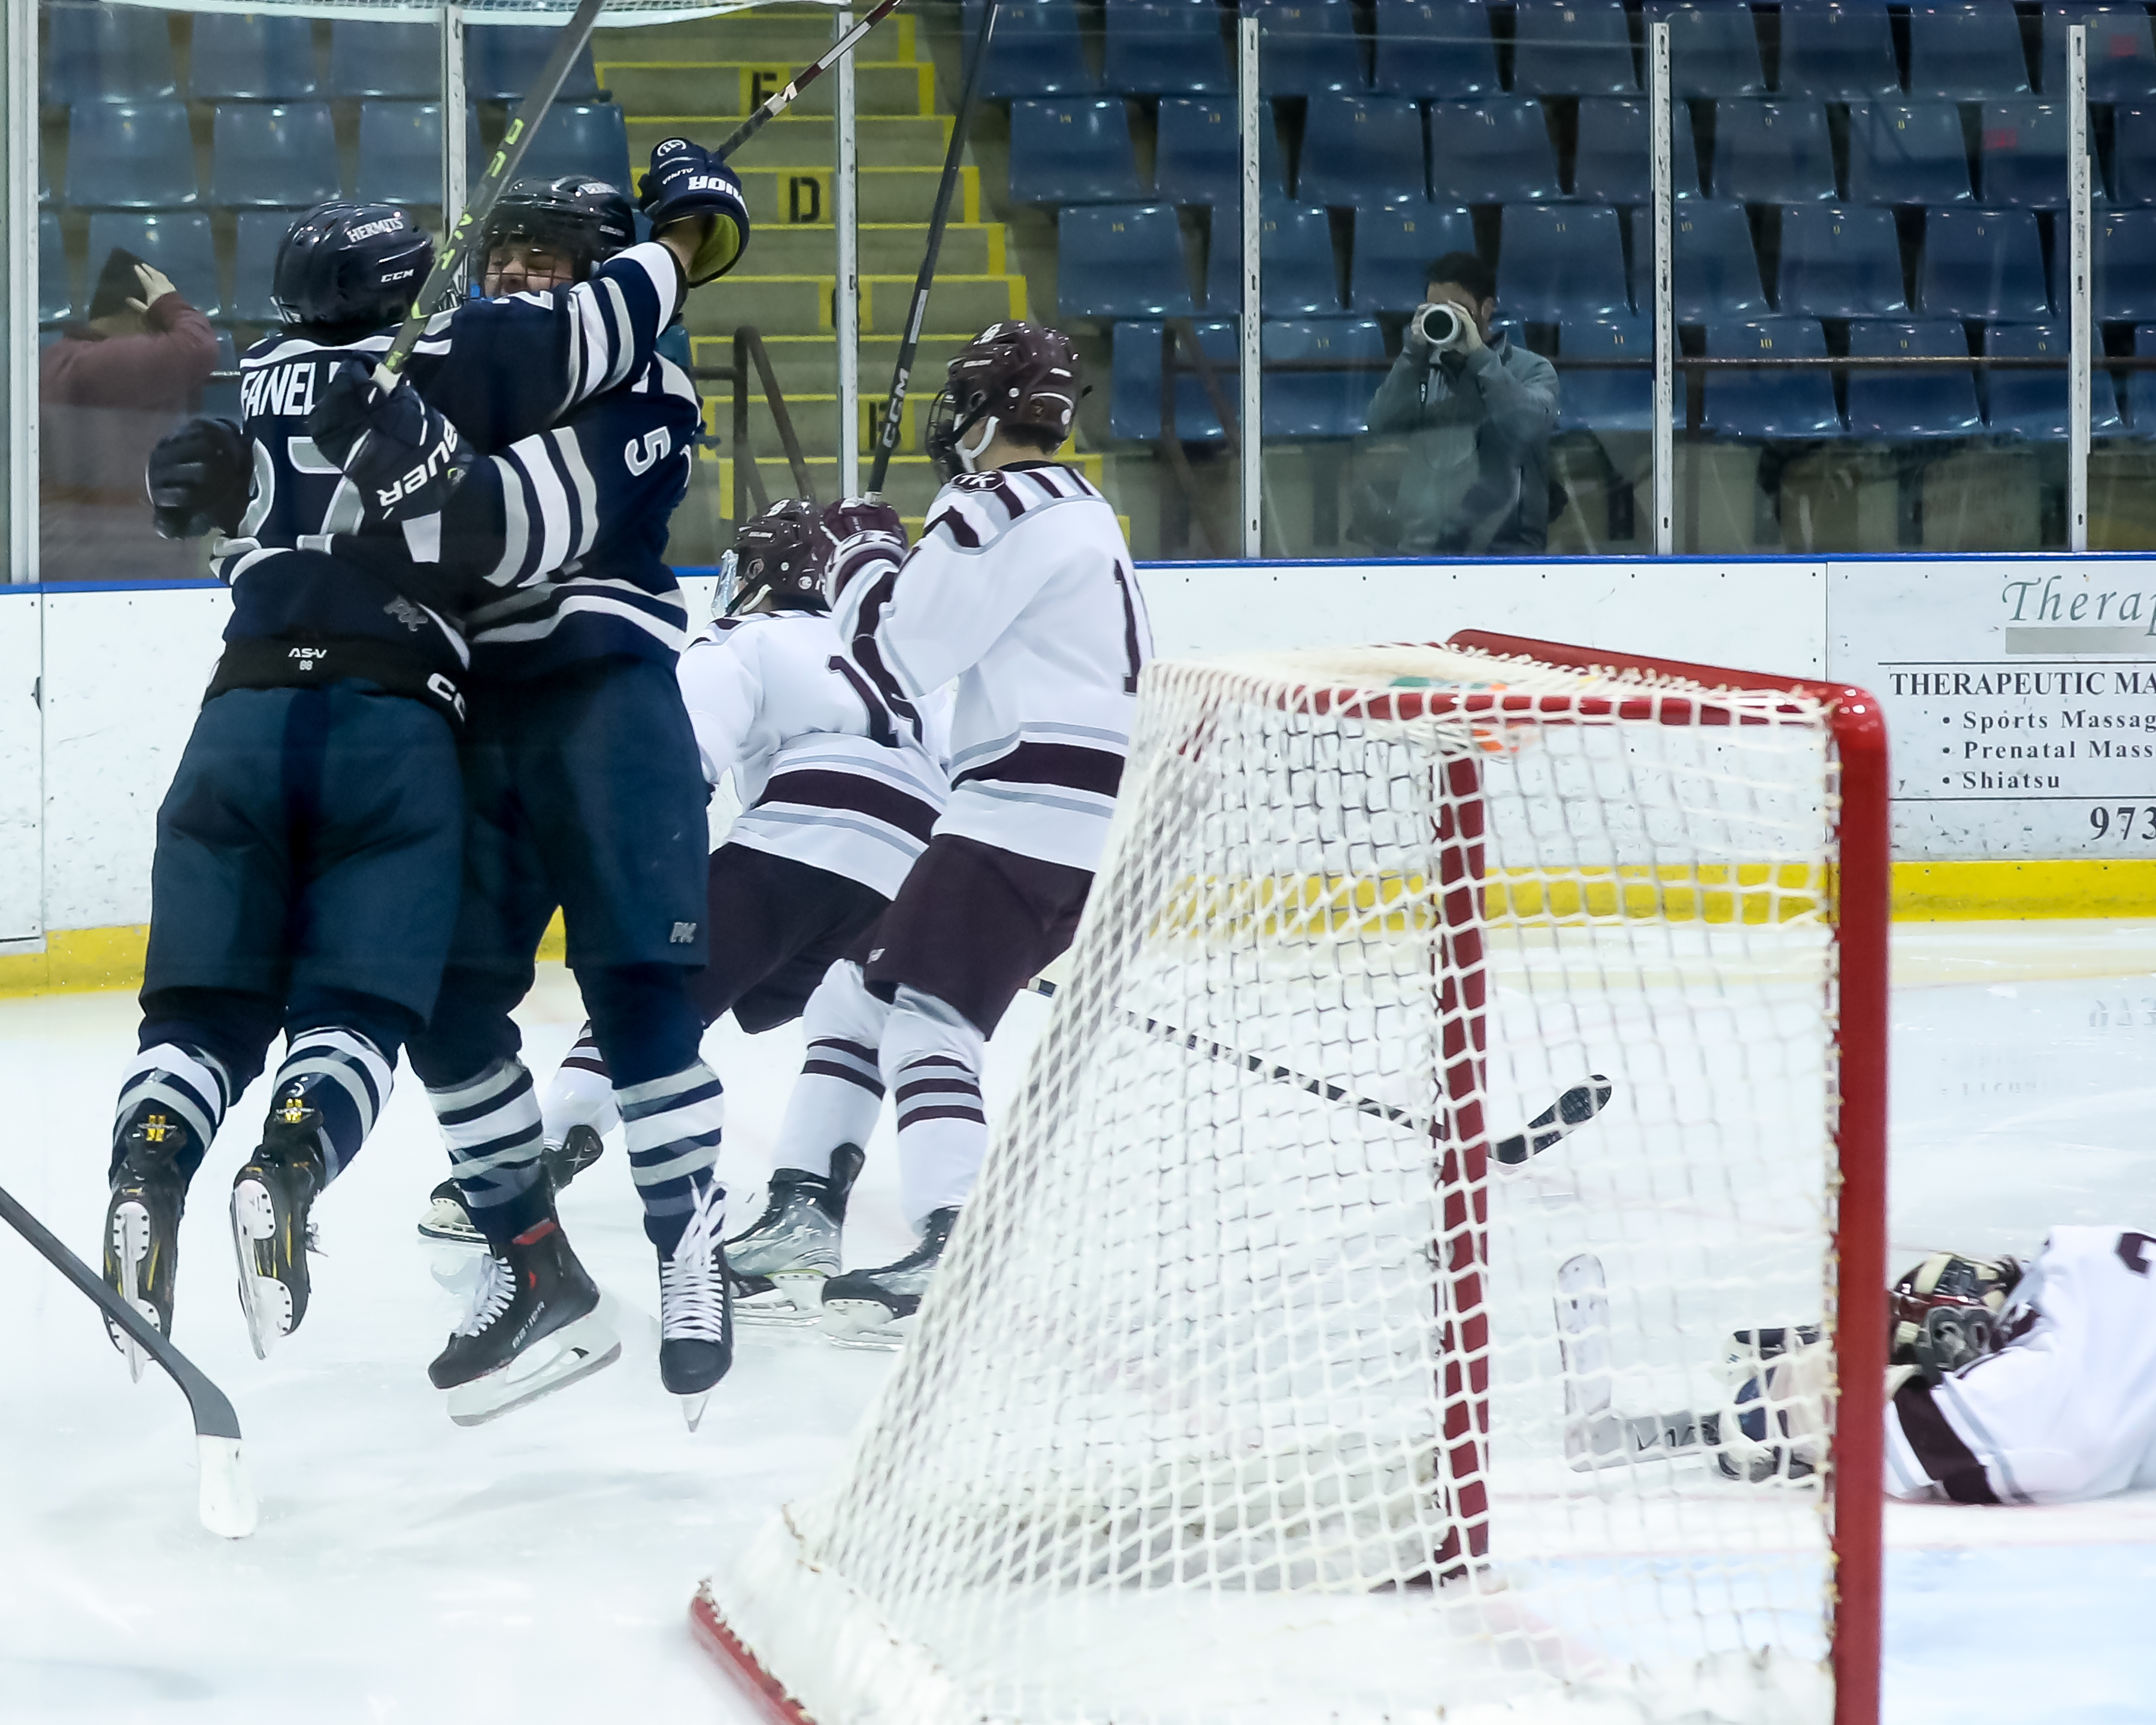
top-left (712, 0), bottom-right (911, 165)
top-left (1024, 976), bottom-right (1611, 1160)
top-left (0, 1181), bottom-right (257, 1538)
top-left (866, 0), bottom-right (998, 497)
top-left (381, 0), bottom-right (610, 379)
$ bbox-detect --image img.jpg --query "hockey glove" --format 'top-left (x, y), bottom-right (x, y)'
top-left (147, 416), bottom-right (251, 540)
top-left (639, 138), bottom-right (751, 285)
top-left (821, 497), bottom-right (907, 608)
top-left (306, 361), bottom-right (471, 532)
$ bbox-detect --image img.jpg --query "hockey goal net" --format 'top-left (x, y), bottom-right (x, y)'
top-left (694, 633), bottom-right (1889, 1725)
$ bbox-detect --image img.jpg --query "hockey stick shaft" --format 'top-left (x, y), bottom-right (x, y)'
top-left (382, 0), bottom-right (610, 379)
top-left (1024, 977), bottom-right (1609, 1155)
top-left (713, 0), bottom-right (910, 163)
top-left (867, 0), bottom-right (998, 496)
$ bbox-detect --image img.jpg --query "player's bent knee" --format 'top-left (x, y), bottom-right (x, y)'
top-left (800, 960), bottom-right (894, 1050)
top-left (880, 985), bottom-right (987, 1078)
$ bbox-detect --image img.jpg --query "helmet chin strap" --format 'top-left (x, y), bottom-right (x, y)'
top-left (955, 412), bottom-right (1001, 473)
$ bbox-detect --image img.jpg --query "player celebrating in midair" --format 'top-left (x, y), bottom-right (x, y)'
top-left (416, 497), bottom-right (952, 1340)
top-left (729, 320), bottom-right (1152, 1347)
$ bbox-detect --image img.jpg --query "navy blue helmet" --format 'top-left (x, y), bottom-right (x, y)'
top-left (271, 201), bottom-right (434, 332)
top-left (480, 176), bottom-right (635, 283)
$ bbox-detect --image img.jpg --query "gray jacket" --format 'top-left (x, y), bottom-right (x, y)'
top-left (1364, 337), bottom-right (1561, 556)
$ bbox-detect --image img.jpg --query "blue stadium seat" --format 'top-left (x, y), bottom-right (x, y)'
top-left (203, 328), bottom-right (243, 421)
top-left (1776, 1), bottom-right (1901, 101)
top-left (1558, 314), bottom-right (1655, 431)
top-left (1204, 201), bottom-right (1342, 314)
top-left (969, 0), bottom-right (1098, 98)
top-left (330, 20), bottom-right (441, 98)
top-left (39, 210), bottom-right (71, 322)
top-left (465, 24), bottom-right (601, 102)
top-left (1009, 99), bottom-right (1144, 203)
top-left (1712, 101), bottom-right (1837, 202)
top-left (2111, 105), bottom-right (2156, 204)
top-left (1847, 103), bottom-right (1976, 205)
top-left (1497, 204), bottom-right (1630, 320)
top-left (189, 13), bottom-right (319, 101)
top-left (1256, 0), bottom-right (1365, 95)
top-left (66, 102), bottom-right (198, 209)
top-left (355, 101), bottom-right (485, 207)
top-left (1428, 100), bottom-right (1561, 204)
top-left (1845, 319), bottom-right (1983, 437)
top-left (1111, 319), bottom-right (1238, 440)
top-left (1985, 322), bottom-right (2121, 436)
top-left (1918, 207), bottom-right (2049, 319)
top-left (211, 103), bottom-right (341, 210)
top-left (1906, 4), bottom-right (2032, 100)
top-left (1979, 101), bottom-right (2073, 207)
top-left (1778, 204), bottom-right (1910, 316)
top-left (1262, 319), bottom-right (1386, 437)
top-left (43, 5), bottom-right (175, 105)
top-left (1371, 0), bottom-right (1501, 99)
top-left (1512, 0), bottom-right (1637, 96)
top-left (231, 210), bottom-right (294, 323)
top-left (1103, 0), bottom-right (1231, 96)
top-left (1702, 317), bottom-right (1842, 436)
top-left (2128, 323), bottom-right (2156, 429)
top-left (1059, 204), bottom-right (1198, 317)
top-left (2042, 6), bottom-right (2156, 101)
top-left (1646, 1), bottom-right (1767, 99)
top-left (1349, 203), bottom-right (1477, 311)
top-left (86, 211), bottom-right (222, 319)
top-left (2096, 211), bottom-right (2156, 319)
top-left (515, 104), bottom-right (632, 189)
top-left (1298, 96), bottom-right (1425, 206)
top-left (1673, 201), bottom-right (1769, 319)
top-left (1571, 98), bottom-right (1701, 203)
top-left (1154, 99), bottom-right (1289, 204)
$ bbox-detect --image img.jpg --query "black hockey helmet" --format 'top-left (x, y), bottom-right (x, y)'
top-left (271, 201), bottom-right (434, 332)
top-left (925, 320), bottom-right (1083, 477)
top-left (480, 176), bottom-right (635, 284)
top-left (722, 499), bottom-right (834, 616)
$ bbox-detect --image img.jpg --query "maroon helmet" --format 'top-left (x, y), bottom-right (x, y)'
top-left (924, 320), bottom-right (1083, 476)
top-left (723, 499), bottom-right (834, 616)
top-left (1889, 1251), bottom-right (2027, 1378)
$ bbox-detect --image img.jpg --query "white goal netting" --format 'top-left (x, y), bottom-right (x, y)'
top-left (701, 642), bottom-right (1867, 1725)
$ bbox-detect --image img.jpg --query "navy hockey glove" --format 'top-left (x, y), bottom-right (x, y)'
top-left (147, 416), bottom-right (250, 540)
top-left (639, 138), bottom-right (751, 285)
top-left (306, 362), bottom-right (471, 531)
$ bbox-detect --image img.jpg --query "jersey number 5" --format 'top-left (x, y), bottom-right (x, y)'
top-left (828, 655), bottom-right (898, 748)
top-left (625, 429), bottom-right (674, 476)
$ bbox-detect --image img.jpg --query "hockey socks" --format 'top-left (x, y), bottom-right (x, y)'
top-left (771, 961), bottom-right (892, 1180)
top-left (111, 1042), bottom-right (235, 1184)
top-left (427, 1058), bottom-right (549, 1244)
top-left (540, 1021), bottom-right (622, 1145)
top-left (883, 987), bottom-right (991, 1224)
top-left (617, 1060), bottom-right (726, 1255)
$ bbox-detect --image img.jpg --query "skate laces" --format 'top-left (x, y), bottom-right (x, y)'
top-left (661, 1185), bottom-right (728, 1342)
top-left (454, 1250), bottom-right (517, 1337)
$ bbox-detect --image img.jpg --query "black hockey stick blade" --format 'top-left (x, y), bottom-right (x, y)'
top-left (1493, 1076), bottom-right (1615, 1166)
top-left (0, 1181), bottom-right (257, 1538)
top-left (380, 0), bottom-right (610, 380)
top-left (713, 0), bottom-right (911, 163)
top-left (867, 0), bottom-right (998, 497)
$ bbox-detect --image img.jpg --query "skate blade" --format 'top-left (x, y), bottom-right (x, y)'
top-left (821, 1299), bottom-right (913, 1353)
top-left (229, 1181), bottom-right (292, 1360)
top-left (679, 1390), bottom-right (710, 1432)
top-left (445, 1308), bottom-right (623, 1427)
top-left (416, 1197), bottom-right (482, 1248)
top-left (734, 1278), bottom-right (826, 1327)
top-left (111, 1203), bottom-right (153, 1383)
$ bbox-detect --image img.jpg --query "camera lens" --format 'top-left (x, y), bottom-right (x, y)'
top-left (1417, 302), bottom-right (1462, 350)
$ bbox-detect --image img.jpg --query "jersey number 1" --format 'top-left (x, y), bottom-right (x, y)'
top-left (828, 656), bottom-right (898, 748)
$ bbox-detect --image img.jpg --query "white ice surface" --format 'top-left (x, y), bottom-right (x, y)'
top-left (3, 928), bottom-right (2155, 1721)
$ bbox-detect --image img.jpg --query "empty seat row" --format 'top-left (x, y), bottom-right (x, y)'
top-left (38, 208), bottom-right (317, 323)
top-left (962, 0), bottom-right (2156, 102)
top-left (59, 99), bottom-right (628, 211)
top-left (1059, 199), bottom-right (2156, 322)
top-left (1109, 316), bottom-right (1392, 437)
top-left (45, 10), bottom-right (602, 105)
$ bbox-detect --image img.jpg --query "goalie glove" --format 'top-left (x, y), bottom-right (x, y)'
top-left (639, 138), bottom-right (751, 285)
top-left (147, 416), bottom-right (251, 540)
top-left (305, 361), bottom-right (471, 541)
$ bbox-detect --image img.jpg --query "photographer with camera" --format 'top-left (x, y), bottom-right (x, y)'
top-left (1364, 252), bottom-right (1559, 556)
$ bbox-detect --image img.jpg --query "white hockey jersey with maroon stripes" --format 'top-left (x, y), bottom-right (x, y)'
top-left (829, 461), bottom-right (1151, 873)
top-left (676, 607), bottom-right (949, 900)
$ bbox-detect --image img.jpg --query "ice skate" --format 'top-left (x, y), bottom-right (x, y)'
top-left (723, 1145), bottom-right (864, 1325)
top-left (660, 1182), bottom-right (733, 1430)
top-left (821, 1206), bottom-right (961, 1352)
top-left (429, 1212), bottom-right (619, 1425)
top-left (102, 1111), bottom-right (192, 1379)
top-left (415, 1124), bottom-right (607, 1247)
top-left (230, 1086), bottom-right (327, 1359)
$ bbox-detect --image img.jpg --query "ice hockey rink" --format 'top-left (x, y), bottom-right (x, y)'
top-left (4, 920), bottom-right (2155, 1724)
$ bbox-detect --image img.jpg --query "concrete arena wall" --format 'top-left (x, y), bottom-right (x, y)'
top-left (3, 552), bottom-right (2153, 988)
